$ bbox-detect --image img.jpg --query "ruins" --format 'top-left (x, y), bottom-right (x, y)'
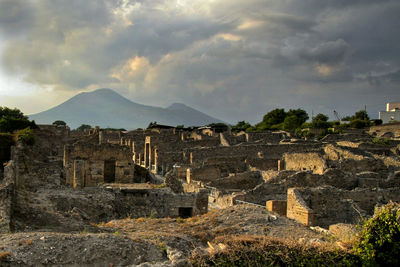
top-left (1, 122), bottom-right (400, 233)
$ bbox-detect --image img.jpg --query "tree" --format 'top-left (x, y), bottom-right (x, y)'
top-left (286, 109), bottom-right (309, 125)
top-left (283, 115), bottom-right (300, 130)
top-left (208, 123), bottom-right (228, 133)
top-left (75, 124), bottom-right (92, 132)
top-left (52, 120), bottom-right (67, 126)
top-left (0, 107), bottom-right (27, 120)
top-left (232, 121), bottom-right (252, 132)
top-left (0, 106), bottom-right (37, 133)
top-left (262, 108), bottom-right (286, 127)
top-left (312, 113), bottom-right (330, 129)
top-left (354, 110), bottom-right (369, 121)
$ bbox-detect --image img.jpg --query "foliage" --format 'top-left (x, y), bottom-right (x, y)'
top-left (102, 127), bottom-right (127, 131)
top-left (354, 202), bottom-right (400, 266)
top-left (312, 113), bottom-right (330, 129)
top-left (0, 107), bottom-right (27, 120)
top-left (371, 138), bottom-right (390, 145)
top-left (52, 120), bottom-right (67, 126)
top-left (231, 121), bottom-right (252, 132)
top-left (349, 119), bottom-right (369, 129)
top-left (15, 127), bottom-right (35, 145)
top-left (371, 119), bottom-right (383, 126)
top-left (0, 117), bottom-right (37, 133)
top-left (0, 106), bottom-right (37, 133)
top-left (286, 108), bottom-right (309, 125)
top-left (75, 124), bottom-right (92, 131)
top-left (208, 123), bottom-right (229, 133)
top-left (191, 236), bottom-right (360, 266)
top-left (260, 108), bottom-right (286, 129)
top-left (176, 124), bottom-right (184, 129)
top-left (255, 108), bottom-right (309, 131)
top-left (354, 110), bottom-right (370, 121)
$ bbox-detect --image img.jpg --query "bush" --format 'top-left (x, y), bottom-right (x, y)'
top-left (191, 236), bottom-right (360, 266)
top-left (15, 127), bottom-right (35, 145)
top-left (52, 120), bottom-right (67, 126)
top-left (349, 119), bottom-right (369, 129)
top-left (354, 202), bottom-right (400, 266)
top-left (371, 138), bottom-right (390, 145)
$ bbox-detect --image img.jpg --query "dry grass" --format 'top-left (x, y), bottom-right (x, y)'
top-left (0, 251), bottom-right (11, 260)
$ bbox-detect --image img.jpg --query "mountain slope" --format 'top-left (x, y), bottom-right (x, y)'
top-left (29, 88), bottom-right (224, 129)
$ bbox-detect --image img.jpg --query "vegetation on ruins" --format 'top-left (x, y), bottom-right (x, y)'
top-left (0, 106), bottom-right (36, 146)
top-left (75, 124), bottom-right (92, 132)
top-left (0, 107), bottom-right (37, 133)
top-left (231, 121), bottom-right (252, 132)
top-left (208, 123), bottom-right (229, 133)
top-left (52, 120), bottom-right (67, 126)
top-left (15, 127), bottom-right (35, 145)
top-left (354, 202), bottom-right (400, 266)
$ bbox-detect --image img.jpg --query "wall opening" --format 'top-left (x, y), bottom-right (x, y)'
top-left (178, 207), bottom-right (193, 218)
top-left (104, 160), bottom-right (116, 183)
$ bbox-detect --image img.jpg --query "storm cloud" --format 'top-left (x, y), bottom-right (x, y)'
top-left (0, 0), bottom-right (399, 122)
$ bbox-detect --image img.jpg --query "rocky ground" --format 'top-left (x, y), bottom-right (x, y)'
top-left (0, 204), bottom-right (331, 266)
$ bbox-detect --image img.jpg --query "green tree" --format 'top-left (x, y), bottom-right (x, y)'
top-left (0, 106), bottom-right (36, 133)
top-left (286, 109), bottom-right (309, 125)
top-left (52, 120), bottom-right (67, 126)
top-left (0, 107), bottom-right (27, 120)
top-left (75, 124), bottom-right (92, 132)
top-left (282, 115), bottom-right (300, 130)
top-left (312, 113), bottom-right (330, 129)
top-left (355, 202), bottom-right (400, 266)
top-left (262, 108), bottom-right (286, 126)
top-left (354, 110), bottom-right (369, 121)
top-left (208, 123), bottom-right (228, 133)
top-left (232, 121), bottom-right (252, 132)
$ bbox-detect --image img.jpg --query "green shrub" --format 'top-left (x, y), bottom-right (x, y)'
top-left (191, 236), bottom-right (360, 266)
top-left (354, 202), bottom-right (400, 266)
top-left (15, 127), bottom-right (35, 145)
top-left (349, 119), bottom-right (369, 129)
top-left (371, 138), bottom-right (390, 145)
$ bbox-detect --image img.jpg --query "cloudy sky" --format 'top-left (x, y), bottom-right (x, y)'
top-left (0, 0), bottom-right (399, 123)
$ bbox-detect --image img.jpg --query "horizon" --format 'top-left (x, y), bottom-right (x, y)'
top-left (1, 1), bottom-right (400, 122)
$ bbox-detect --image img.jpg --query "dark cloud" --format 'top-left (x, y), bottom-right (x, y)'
top-left (0, 0), bottom-right (399, 122)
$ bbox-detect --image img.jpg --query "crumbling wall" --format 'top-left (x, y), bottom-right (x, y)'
top-left (113, 188), bottom-right (208, 218)
top-left (0, 161), bottom-right (15, 233)
top-left (283, 152), bottom-right (327, 174)
top-left (208, 171), bottom-right (262, 190)
top-left (287, 186), bottom-right (400, 228)
top-left (64, 143), bottom-right (134, 187)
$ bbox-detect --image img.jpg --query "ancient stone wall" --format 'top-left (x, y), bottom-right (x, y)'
top-left (283, 152), bottom-right (327, 174)
top-left (287, 186), bottom-right (400, 228)
top-left (64, 143), bottom-right (134, 187)
top-left (113, 188), bottom-right (208, 218)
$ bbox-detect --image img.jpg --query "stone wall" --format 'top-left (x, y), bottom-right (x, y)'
top-left (283, 152), bottom-right (327, 174)
top-left (0, 162), bottom-right (15, 233)
top-left (64, 142), bottom-right (134, 187)
top-left (287, 186), bottom-right (400, 228)
top-left (112, 187), bottom-right (208, 218)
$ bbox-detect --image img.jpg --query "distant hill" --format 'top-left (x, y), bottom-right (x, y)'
top-left (29, 88), bottom-right (224, 129)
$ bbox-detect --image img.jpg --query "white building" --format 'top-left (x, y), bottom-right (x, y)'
top-left (379, 102), bottom-right (400, 124)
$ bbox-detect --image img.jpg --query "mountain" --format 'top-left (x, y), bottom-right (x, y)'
top-left (29, 88), bottom-right (224, 129)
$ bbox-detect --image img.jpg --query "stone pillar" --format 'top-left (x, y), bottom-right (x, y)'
top-left (278, 160), bottom-right (285, 171)
top-left (154, 148), bottom-right (158, 174)
top-left (73, 160), bottom-right (85, 188)
top-left (186, 168), bottom-right (192, 183)
top-left (99, 131), bottom-right (104, 144)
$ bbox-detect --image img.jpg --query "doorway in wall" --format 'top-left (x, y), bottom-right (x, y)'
top-left (104, 160), bottom-right (116, 183)
top-left (178, 207), bottom-right (193, 218)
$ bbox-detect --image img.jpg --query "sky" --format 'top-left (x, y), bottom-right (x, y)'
top-left (0, 0), bottom-right (399, 123)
